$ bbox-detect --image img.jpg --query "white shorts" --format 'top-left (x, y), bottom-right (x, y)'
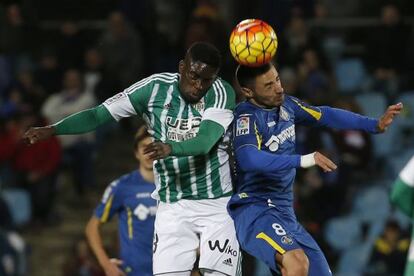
top-left (153, 196), bottom-right (241, 275)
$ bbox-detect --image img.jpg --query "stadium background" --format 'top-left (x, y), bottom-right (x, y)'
top-left (1, 0), bottom-right (414, 275)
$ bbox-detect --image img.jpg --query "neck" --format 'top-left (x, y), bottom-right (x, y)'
top-left (139, 165), bottom-right (154, 183)
top-left (248, 99), bottom-right (277, 110)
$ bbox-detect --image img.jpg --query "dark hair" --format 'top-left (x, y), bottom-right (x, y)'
top-left (133, 125), bottom-right (151, 151)
top-left (236, 62), bottom-right (274, 89)
top-left (187, 42), bottom-right (222, 69)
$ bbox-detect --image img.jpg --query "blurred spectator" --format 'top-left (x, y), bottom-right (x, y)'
top-left (98, 12), bottom-right (143, 87)
top-left (42, 69), bottom-right (96, 196)
top-left (365, 4), bottom-right (412, 98)
top-left (83, 48), bottom-right (120, 103)
top-left (367, 220), bottom-right (409, 276)
top-left (277, 15), bottom-right (310, 67)
top-left (0, 228), bottom-right (27, 276)
top-left (297, 48), bottom-right (333, 105)
top-left (34, 49), bottom-right (63, 96)
top-left (0, 112), bottom-right (61, 225)
top-left (58, 21), bottom-right (87, 70)
top-left (15, 69), bottom-right (46, 112)
top-left (0, 4), bottom-right (31, 56)
top-left (62, 237), bottom-right (104, 276)
top-left (331, 98), bottom-right (373, 178)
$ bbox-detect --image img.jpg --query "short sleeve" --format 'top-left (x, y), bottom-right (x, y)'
top-left (233, 113), bottom-right (263, 151)
top-left (94, 180), bottom-right (123, 223)
top-left (103, 75), bottom-right (155, 120)
top-left (202, 79), bottom-right (236, 130)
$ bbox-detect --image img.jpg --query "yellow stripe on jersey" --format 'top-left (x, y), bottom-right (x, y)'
top-left (256, 232), bottom-right (286, 254)
top-left (100, 195), bottom-right (114, 223)
top-left (127, 207), bottom-right (133, 239)
top-left (292, 99), bottom-right (322, 120)
top-left (254, 122), bottom-right (262, 150)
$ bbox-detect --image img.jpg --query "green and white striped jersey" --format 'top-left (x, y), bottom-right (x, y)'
top-left (103, 73), bottom-right (236, 203)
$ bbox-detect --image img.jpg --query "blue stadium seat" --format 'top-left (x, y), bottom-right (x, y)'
top-left (352, 186), bottom-right (390, 224)
top-left (387, 147), bottom-right (414, 179)
top-left (336, 242), bottom-right (373, 276)
top-left (1, 189), bottom-right (31, 227)
top-left (396, 91), bottom-right (414, 130)
top-left (334, 58), bottom-right (367, 93)
top-left (324, 215), bottom-right (362, 252)
top-left (355, 92), bottom-right (387, 118)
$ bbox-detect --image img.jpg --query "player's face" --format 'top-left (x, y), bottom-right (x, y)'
top-left (251, 66), bottom-right (284, 108)
top-left (179, 58), bottom-right (218, 104)
top-left (136, 137), bottom-right (154, 170)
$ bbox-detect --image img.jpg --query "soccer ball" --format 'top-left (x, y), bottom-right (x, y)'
top-left (229, 19), bottom-right (278, 67)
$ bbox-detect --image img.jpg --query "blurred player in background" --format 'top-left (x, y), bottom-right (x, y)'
top-left (24, 42), bottom-right (240, 276)
top-left (85, 125), bottom-right (156, 276)
top-left (391, 155), bottom-right (414, 276)
top-left (227, 62), bottom-right (402, 276)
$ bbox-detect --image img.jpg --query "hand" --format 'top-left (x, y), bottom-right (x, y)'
top-left (314, 151), bottom-right (337, 172)
top-left (377, 102), bottom-right (403, 133)
top-left (143, 141), bottom-right (172, 160)
top-left (103, 258), bottom-right (125, 276)
top-left (22, 126), bottom-right (55, 144)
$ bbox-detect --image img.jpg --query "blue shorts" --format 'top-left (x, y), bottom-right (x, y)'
top-left (228, 196), bottom-right (331, 276)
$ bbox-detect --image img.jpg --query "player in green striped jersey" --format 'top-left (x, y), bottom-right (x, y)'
top-left (391, 156), bottom-right (414, 276)
top-left (24, 42), bottom-right (241, 276)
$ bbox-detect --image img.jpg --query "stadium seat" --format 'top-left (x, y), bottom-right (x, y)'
top-left (322, 36), bottom-right (345, 66)
top-left (336, 242), bottom-right (373, 276)
top-left (324, 215), bottom-right (362, 251)
top-left (334, 58), bottom-right (367, 93)
top-left (1, 189), bottom-right (31, 227)
top-left (352, 186), bottom-right (390, 224)
top-left (396, 91), bottom-right (414, 130)
top-left (355, 92), bottom-right (387, 118)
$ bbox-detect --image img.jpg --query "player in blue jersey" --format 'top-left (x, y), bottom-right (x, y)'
top-left (85, 125), bottom-right (156, 276)
top-left (227, 62), bottom-right (403, 276)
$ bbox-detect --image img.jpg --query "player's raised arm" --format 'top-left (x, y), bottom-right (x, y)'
top-left (233, 113), bottom-right (337, 173)
top-left (289, 97), bottom-right (403, 133)
top-left (23, 104), bottom-right (115, 144)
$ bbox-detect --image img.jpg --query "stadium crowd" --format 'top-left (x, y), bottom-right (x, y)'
top-left (1, 0), bottom-right (414, 275)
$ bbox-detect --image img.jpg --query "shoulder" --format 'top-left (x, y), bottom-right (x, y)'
top-left (124, 73), bottom-right (179, 94)
top-left (209, 78), bottom-right (235, 98)
top-left (235, 101), bottom-right (258, 117)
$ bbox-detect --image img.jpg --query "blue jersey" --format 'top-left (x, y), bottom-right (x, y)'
top-left (231, 96), bottom-right (378, 207)
top-left (228, 96), bottom-right (378, 275)
top-left (95, 171), bottom-right (156, 276)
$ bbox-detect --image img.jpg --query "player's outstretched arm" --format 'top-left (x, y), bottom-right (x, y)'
top-left (85, 216), bottom-right (126, 276)
top-left (143, 120), bottom-right (225, 160)
top-left (23, 105), bottom-right (115, 144)
top-left (377, 103), bottom-right (403, 133)
top-left (236, 146), bottom-right (337, 173)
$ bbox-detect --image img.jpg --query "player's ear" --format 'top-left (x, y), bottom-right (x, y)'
top-left (241, 87), bottom-right (253, 99)
top-left (179, 60), bottom-right (185, 74)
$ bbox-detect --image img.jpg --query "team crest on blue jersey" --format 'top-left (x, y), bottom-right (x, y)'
top-left (236, 117), bottom-right (250, 136)
top-left (279, 107), bottom-right (290, 121)
top-left (281, 235), bottom-right (293, 245)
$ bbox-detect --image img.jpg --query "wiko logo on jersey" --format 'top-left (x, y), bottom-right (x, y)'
top-left (166, 116), bottom-right (202, 141)
top-left (236, 117), bottom-right (249, 136)
top-left (265, 125), bottom-right (295, 152)
top-left (208, 239), bottom-right (238, 257)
